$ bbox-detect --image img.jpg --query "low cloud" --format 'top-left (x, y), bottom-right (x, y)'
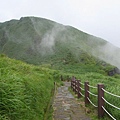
top-left (91, 42), bottom-right (120, 69)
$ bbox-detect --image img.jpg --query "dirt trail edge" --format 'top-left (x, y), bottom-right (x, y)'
top-left (53, 82), bottom-right (91, 120)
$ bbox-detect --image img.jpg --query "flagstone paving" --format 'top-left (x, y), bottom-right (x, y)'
top-left (53, 82), bottom-right (91, 120)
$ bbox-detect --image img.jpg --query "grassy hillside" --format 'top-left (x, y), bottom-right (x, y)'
top-left (0, 54), bottom-right (60, 120)
top-left (0, 54), bottom-right (119, 120)
top-left (0, 17), bottom-right (120, 120)
top-left (0, 17), bottom-right (107, 64)
top-left (1, 16), bottom-right (120, 70)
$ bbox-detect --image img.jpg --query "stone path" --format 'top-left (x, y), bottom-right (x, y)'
top-left (53, 82), bottom-right (91, 120)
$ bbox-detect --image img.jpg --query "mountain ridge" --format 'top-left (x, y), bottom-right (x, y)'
top-left (0, 16), bottom-right (120, 70)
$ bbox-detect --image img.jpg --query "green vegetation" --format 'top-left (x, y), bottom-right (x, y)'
top-left (70, 72), bottom-right (120, 119)
top-left (0, 16), bottom-right (120, 120)
top-left (0, 16), bottom-right (110, 65)
top-left (0, 54), bottom-right (60, 120)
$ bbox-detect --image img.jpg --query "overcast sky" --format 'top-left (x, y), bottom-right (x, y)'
top-left (0, 0), bottom-right (120, 48)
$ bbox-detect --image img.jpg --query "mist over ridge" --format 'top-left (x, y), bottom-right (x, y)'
top-left (0, 16), bottom-right (120, 69)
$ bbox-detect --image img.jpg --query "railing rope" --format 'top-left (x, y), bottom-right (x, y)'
top-left (102, 97), bottom-right (120, 110)
top-left (70, 77), bottom-right (119, 119)
top-left (88, 91), bottom-right (98, 97)
top-left (85, 82), bottom-right (90, 105)
top-left (80, 81), bottom-right (84, 85)
top-left (75, 80), bottom-right (78, 94)
top-left (80, 86), bottom-right (84, 91)
top-left (79, 91), bottom-right (85, 97)
top-left (77, 80), bottom-right (81, 98)
top-left (87, 97), bottom-right (98, 108)
top-left (87, 84), bottom-right (97, 89)
top-left (102, 88), bottom-right (120, 98)
top-left (98, 84), bottom-right (104, 118)
top-left (73, 80), bottom-right (75, 92)
top-left (102, 106), bottom-right (116, 120)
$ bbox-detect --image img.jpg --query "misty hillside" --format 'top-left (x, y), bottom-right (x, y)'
top-left (0, 16), bottom-right (120, 70)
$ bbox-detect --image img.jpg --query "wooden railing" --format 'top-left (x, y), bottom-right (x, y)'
top-left (71, 76), bottom-right (120, 120)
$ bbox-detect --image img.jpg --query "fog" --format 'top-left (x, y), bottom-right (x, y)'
top-left (91, 42), bottom-right (120, 69)
top-left (30, 17), bottom-right (120, 68)
top-left (1, 0), bottom-right (120, 48)
top-left (1, 16), bottom-right (120, 69)
top-left (30, 18), bottom-right (66, 55)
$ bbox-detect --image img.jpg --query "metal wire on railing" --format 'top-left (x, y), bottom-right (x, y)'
top-left (102, 106), bottom-right (116, 120)
top-left (87, 97), bottom-right (98, 108)
top-left (102, 88), bottom-right (120, 98)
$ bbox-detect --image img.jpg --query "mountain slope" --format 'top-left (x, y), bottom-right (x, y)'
top-left (0, 16), bottom-right (120, 70)
top-left (0, 54), bottom-right (61, 120)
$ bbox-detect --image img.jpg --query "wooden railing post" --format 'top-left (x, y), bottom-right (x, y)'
top-left (60, 75), bottom-right (63, 81)
top-left (72, 77), bottom-right (76, 92)
top-left (72, 80), bottom-right (74, 92)
top-left (85, 82), bottom-right (90, 106)
top-left (71, 76), bottom-right (74, 91)
top-left (98, 84), bottom-right (104, 118)
top-left (72, 76), bottom-right (75, 81)
top-left (75, 80), bottom-right (78, 94)
top-left (71, 77), bottom-right (73, 89)
top-left (54, 82), bottom-right (56, 93)
top-left (77, 80), bottom-right (81, 98)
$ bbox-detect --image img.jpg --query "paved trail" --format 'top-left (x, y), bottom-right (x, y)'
top-left (53, 82), bottom-right (91, 120)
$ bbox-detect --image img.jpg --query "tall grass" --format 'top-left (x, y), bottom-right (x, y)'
top-left (0, 55), bottom-right (60, 120)
top-left (73, 72), bottom-right (120, 119)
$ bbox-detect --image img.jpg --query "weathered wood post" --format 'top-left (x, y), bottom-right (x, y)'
top-left (98, 84), bottom-right (104, 118)
top-left (54, 82), bottom-right (56, 92)
top-left (71, 77), bottom-right (73, 89)
top-left (72, 77), bottom-right (76, 92)
top-left (85, 82), bottom-right (90, 106)
top-left (60, 75), bottom-right (63, 81)
top-left (77, 80), bottom-right (81, 98)
top-left (73, 80), bottom-right (75, 92)
top-left (75, 80), bottom-right (78, 94)
top-left (71, 76), bottom-right (74, 90)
